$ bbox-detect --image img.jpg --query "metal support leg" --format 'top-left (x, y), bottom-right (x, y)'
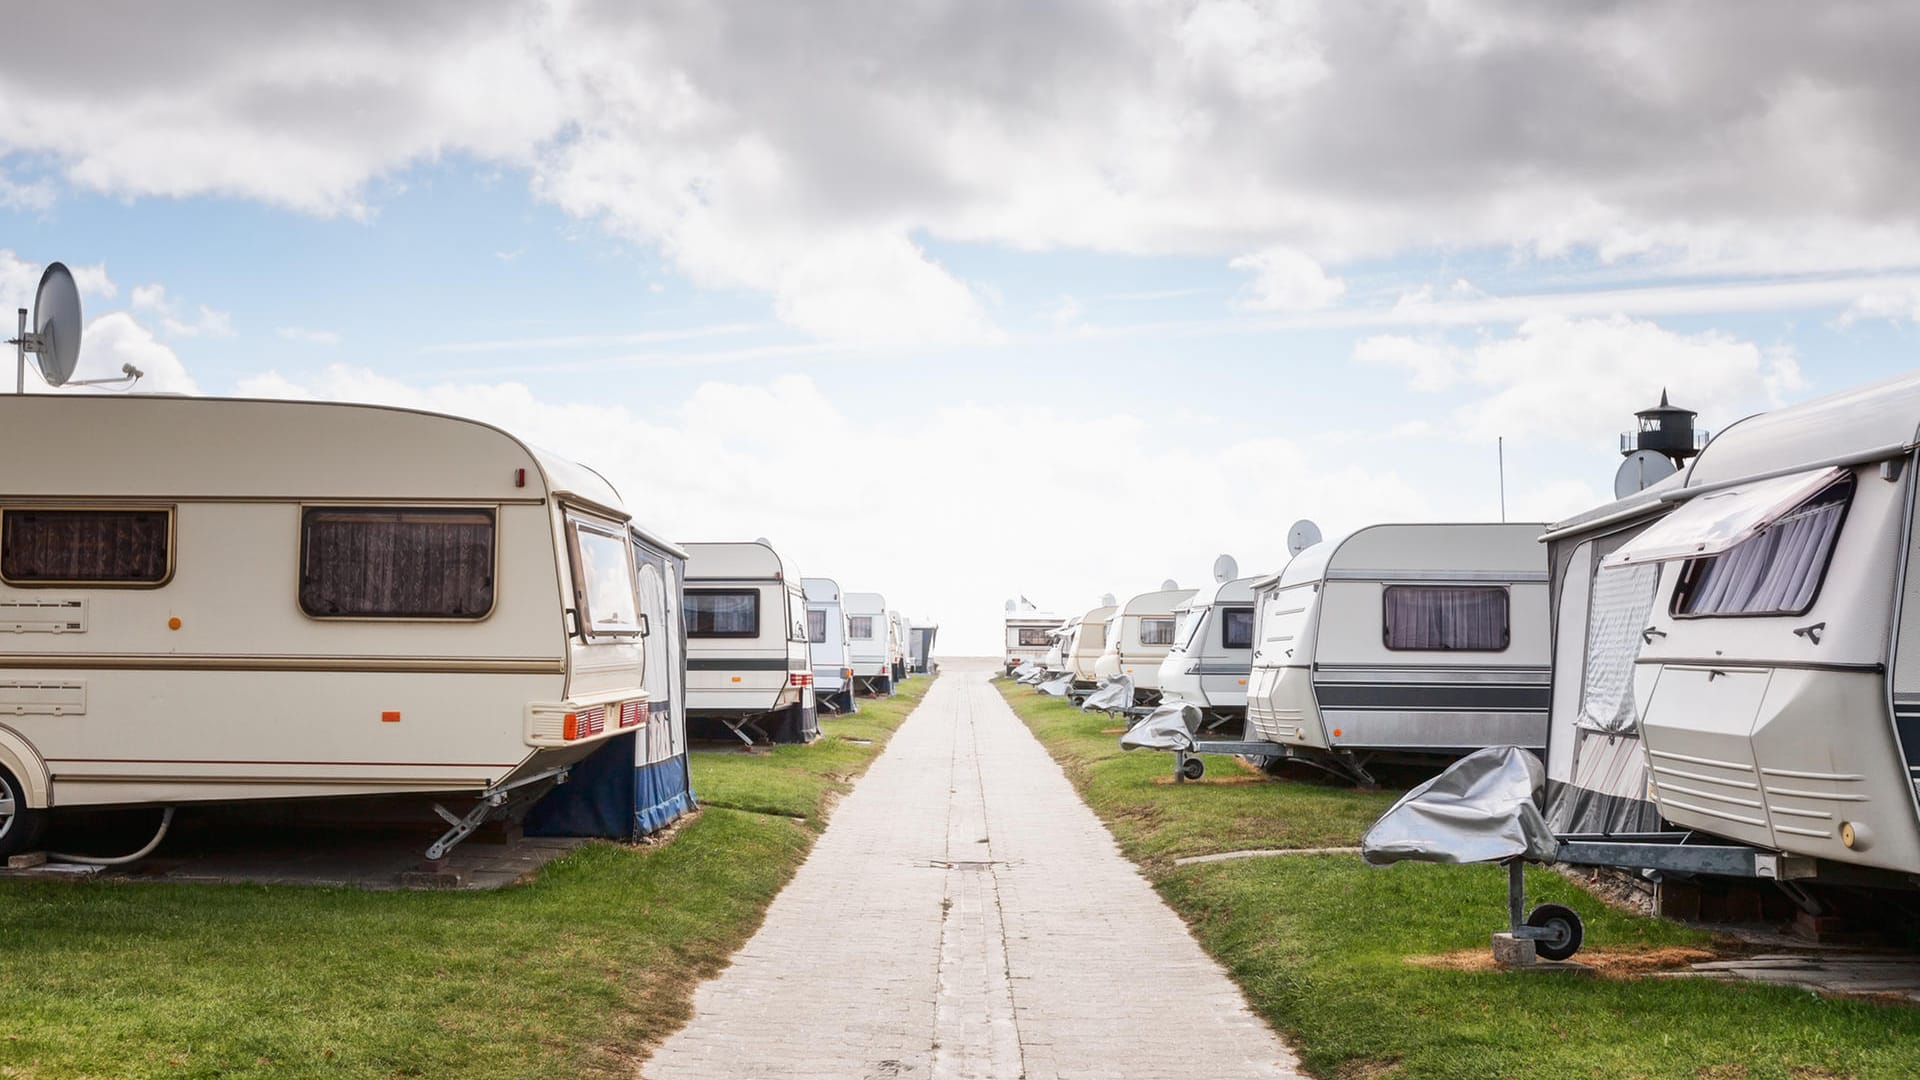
top-left (1507, 858), bottom-right (1526, 934)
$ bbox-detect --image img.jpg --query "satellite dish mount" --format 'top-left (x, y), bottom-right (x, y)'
top-left (9, 261), bottom-right (142, 393)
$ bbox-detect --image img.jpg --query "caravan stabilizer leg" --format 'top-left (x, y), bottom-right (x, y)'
top-left (425, 765), bottom-right (573, 861)
top-left (1499, 858), bottom-right (1584, 962)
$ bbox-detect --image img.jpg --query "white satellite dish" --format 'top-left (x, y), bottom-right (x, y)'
top-left (1099, 592), bottom-right (1117, 607)
top-left (1004, 599), bottom-right (1017, 612)
top-left (1287, 519), bottom-right (1323, 557)
top-left (1160, 578), bottom-right (1179, 591)
top-left (1212, 554), bottom-right (1239, 583)
top-left (10, 261), bottom-right (140, 394)
top-left (1614, 449), bottom-right (1677, 499)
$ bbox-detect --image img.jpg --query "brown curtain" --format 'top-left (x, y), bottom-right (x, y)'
top-left (300, 508), bottom-right (494, 618)
top-left (1, 509), bottom-right (169, 582)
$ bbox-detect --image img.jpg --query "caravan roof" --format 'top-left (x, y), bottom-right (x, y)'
top-left (1261, 523), bottom-right (1547, 592)
top-left (1116, 589), bottom-right (1189, 616)
top-left (1687, 370), bottom-right (1920, 488)
top-left (1181, 575), bottom-right (1258, 610)
top-left (803, 577), bottom-right (842, 603)
top-left (684, 540), bottom-right (802, 583)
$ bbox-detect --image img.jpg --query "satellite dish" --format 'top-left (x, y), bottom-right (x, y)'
top-left (1160, 578), bottom-right (1179, 591)
top-left (1615, 449), bottom-right (1677, 499)
top-left (27, 262), bottom-right (82, 388)
top-left (1099, 592), bottom-right (1117, 607)
top-left (1212, 554), bottom-right (1239, 583)
top-left (1004, 599), bottom-right (1016, 612)
top-left (1287, 519), bottom-right (1323, 557)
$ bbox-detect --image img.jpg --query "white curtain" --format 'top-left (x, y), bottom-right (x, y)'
top-left (1682, 496), bottom-right (1845, 615)
top-left (1580, 561), bottom-right (1659, 734)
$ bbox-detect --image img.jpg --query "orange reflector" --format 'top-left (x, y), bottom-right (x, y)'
top-left (1238, 679), bottom-right (1247, 685)
top-left (1332, 728), bottom-right (1343, 737)
top-left (563, 712), bottom-right (580, 740)
top-left (381, 711), bottom-right (401, 723)
top-left (731, 676), bottom-right (742, 683)
top-left (167, 617), bottom-right (182, 631)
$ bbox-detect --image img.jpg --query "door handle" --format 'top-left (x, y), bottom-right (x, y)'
top-left (1641, 626), bottom-right (1667, 645)
top-left (1793, 621), bottom-right (1826, 645)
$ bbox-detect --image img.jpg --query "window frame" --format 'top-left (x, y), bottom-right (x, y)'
top-left (1669, 475), bottom-right (1854, 621)
top-left (1138, 617), bottom-right (1177, 647)
top-left (850, 614), bottom-right (875, 640)
top-left (297, 504), bottom-right (499, 622)
top-left (1380, 583), bottom-right (1511, 652)
top-left (1016, 626), bottom-right (1053, 648)
top-left (1220, 606), bottom-right (1255, 650)
top-left (685, 587), bottom-right (762, 639)
top-left (807, 607), bottom-right (829, 643)
top-left (0, 504), bottom-right (177, 588)
top-left (566, 514), bottom-right (643, 639)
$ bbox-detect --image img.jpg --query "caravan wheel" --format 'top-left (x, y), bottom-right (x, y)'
top-left (1524, 904), bottom-right (1584, 961)
top-left (1179, 756), bottom-right (1206, 782)
top-left (0, 766), bottom-right (46, 859)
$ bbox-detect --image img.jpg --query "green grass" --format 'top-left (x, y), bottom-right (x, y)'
top-left (997, 678), bottom-right (1920, 1080)
top-left (0, 675), bottom-right (935, 1080)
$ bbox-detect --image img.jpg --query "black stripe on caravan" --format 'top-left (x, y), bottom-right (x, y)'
top-left (1312, 683), bottom-right (1551, 711)
top-left (687, 658), bottom-right (796, 671)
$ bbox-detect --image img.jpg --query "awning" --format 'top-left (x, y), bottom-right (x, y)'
top-left (1601, 465), bottom-right (1847, 569)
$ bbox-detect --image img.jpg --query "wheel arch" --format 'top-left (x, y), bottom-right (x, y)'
top-left (0, 725), bottom-right (52, 809)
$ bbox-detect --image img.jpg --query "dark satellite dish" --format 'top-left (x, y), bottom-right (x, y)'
top-left (31, 263), bottom-right (81, 387)
top-left (1287, 519), bottom-right (1323, 557)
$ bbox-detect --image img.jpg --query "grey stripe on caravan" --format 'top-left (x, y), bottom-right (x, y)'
top-left (686, 658), bottom-right (807, 671)
top-left (1314, 666), bottom-right (1550, 685)
top-left (0, 654), bottom-right (564, 674)
top-left (1323, 569), bottom-right (1549, 583)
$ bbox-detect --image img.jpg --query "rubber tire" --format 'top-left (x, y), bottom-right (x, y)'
top-left (1179, 756), bottom-right (1206, 782)
top-left (1525, 903), bottom-right (1584, 962)
top-left (0, 766), bottom-right (46, 860)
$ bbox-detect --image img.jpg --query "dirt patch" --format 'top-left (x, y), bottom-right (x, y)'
top-left (1335, 1056), bottom-right (1404, 1079)
top-left (1099, 726), bottom-right (1129, 734)
top-left (1150, 774), bottom-right (1269, 786)
top-left (1408, 944), bottom-right (1722, 978)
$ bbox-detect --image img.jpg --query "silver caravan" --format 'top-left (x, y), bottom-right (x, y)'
top-left (1004, 605), bottom-right (1065, 675)
top-left (1604, 372), bottom-right (1920, 879)
top-left (0, 396), bottom-right (655, 858)
top-left (1158, 574), bottom-right (1261, 724)
top-left (682, 541), bottom-right (816, 745)
top-left (804, 577), bottom-right (856, 714)
top-left (1245, 524), bottom-right (1550, 782)
top-left (845, 591), bottom-right (893, 694)
top-left (1093, 587), bottom-right (1197, 704)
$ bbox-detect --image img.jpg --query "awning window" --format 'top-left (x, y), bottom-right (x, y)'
top-left (1600, 465), bottom-right (1848, 569)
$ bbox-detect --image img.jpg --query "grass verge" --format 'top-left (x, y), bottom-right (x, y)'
top-left (0, 675), bottom-right (934, 1080)
top-left (998, 678), bottom-right (1920, 1080)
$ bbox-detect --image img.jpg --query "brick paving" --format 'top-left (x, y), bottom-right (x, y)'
top-left (644, 660), bottom-right (1299, 1079)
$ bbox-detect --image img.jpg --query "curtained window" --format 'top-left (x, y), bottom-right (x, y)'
top-left (851, 615), bottom-right (874, 639)
top-left (299, 507), bottom-right (494, 618)
top-left (685, 589), bottom-right (759, 637)
top-left (807, 608), bottom-right (828, 643)
top-left (1221, 607), bottom-right (1255, 649)
top-left (1139, 617), bottom-right (1176, 646)
top-left (1, 507), bottom-right (171, 585)
top-left (1383, 585), bottom-right (1510, 651)
top-left (1675, 477), bottom-right (1850, 617)
top-left (1017, 627), bottom-right (1053, 646)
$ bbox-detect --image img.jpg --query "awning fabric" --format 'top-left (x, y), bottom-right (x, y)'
top-left (1601, 465), bottom-right (1846, 569)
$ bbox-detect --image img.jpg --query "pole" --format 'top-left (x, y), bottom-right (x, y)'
top-left (14, 308), bottom-right (24, 394)
top-left (1498, 436), bottom-right (1507, 523)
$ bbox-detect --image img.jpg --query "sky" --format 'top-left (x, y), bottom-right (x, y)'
top-left (3, 1), bottom-right (1919, 653)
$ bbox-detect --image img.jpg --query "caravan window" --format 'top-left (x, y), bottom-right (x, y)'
top-left (1221, 607), bottom-right (1255, 649)
top-left (1673, 476), bottom-right (1851, 618)
top-left (568, 518), bottom-right (642, 637)
top-left (1017, 626), bottom-right (1053, 647)
top-left (1139, 618), bottom-right (1176, 646)
top-left (1, 507), bottom-right (172, 586)
top-left (1383, 586), bottom-right (1509, 651)
top-left (685, 590), bottom-right (759, 637)
top-left (299, 507), bottom-right (494, 619)
top-left (807, 608), bottom-right (828, 643)
top-left (850, 615), bottom-right (875, 639)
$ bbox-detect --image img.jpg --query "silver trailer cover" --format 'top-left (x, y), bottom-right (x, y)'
top-left (1362, 746), bottom-right (1557, 866)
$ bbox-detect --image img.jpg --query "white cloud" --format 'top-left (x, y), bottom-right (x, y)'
top-left (128, 283), bottom-right (234, 338)
top-left (6, 4), bottom-right (1920, 341)
top-left (276, 326), bottom-right (341, 346)
top-left (1230, 246), bottom-right (1346, 311)
top-left (0, 249), bottom-right (114, 303)
top-left (1358, 314), bottom-right (1804, 447)
top-left (1838, 285), bottom-right (1920, 326)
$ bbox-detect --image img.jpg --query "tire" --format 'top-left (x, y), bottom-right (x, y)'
top-left (1179, 756), bottom-right (1206, 782)
top-left (0, 766), bottom-right (46, 859)
top-left (1525, 903), bottom-right (1584, 962)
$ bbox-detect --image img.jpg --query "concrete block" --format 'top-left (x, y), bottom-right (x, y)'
top-left (1491, 931), bottom-right (1536, 967)
top-left (6, 851), bottom-right (49, 869)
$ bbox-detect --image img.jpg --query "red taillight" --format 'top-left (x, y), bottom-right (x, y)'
top-left (619, 700), bottom-right (648, 728)
top-left (790, 672), bottom-right (813, 687)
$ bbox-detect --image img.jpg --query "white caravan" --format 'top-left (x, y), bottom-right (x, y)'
top-left (1093, 587), bottom-right (1198, 705)
top-left (804, 577), bottom-right (856, 714)
top-left (845, 591), bottom-right (894, 694)
top-left (1602, 372), bottom-right (1920, 880)
top-left (1043, 614), bottom-right (1080, 675)
top-left (0, 396), bottom-right (654, 859)
top-left (888, 609), bottom-right (910, 683)
top-left (1158, 574), bottom-right (1261, 724)
top-left (682, 541), bottom-right (816, 745)
top-left (1246, 524), bottom-right (1550, 783)
top-left (1067, 603), bottom-right (1117, 691)
top-left (1004, 606), bottom-right (1066, 674)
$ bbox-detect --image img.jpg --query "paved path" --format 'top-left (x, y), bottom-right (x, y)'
top-left (644, 661), bottom-right (1299, 1080)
